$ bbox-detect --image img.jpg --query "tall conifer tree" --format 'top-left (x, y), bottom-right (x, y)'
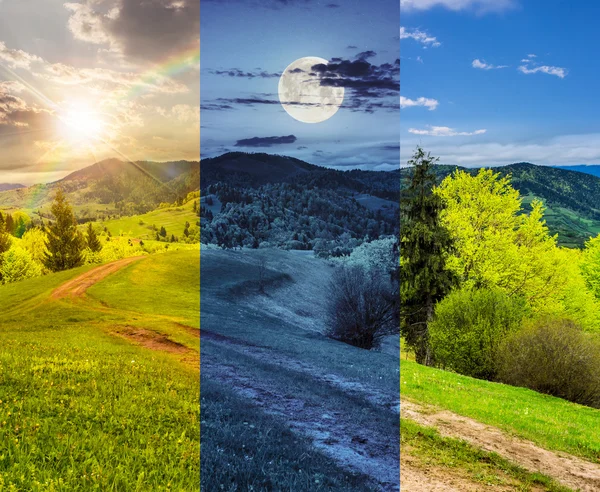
top-left (86, 222), bottom-right (102, 252)
top-left (400, 147), bottom-right (456, 365)
top-left (43, 188), bottom-right (84, 271)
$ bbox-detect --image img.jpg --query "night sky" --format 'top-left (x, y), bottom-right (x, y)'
top-left (201, 0), bottom-right (400, 172)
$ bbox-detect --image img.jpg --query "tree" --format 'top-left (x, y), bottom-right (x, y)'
top-left (400, 147), bottom-right (456, 365)
top-left (86, 222), bottom-right (103, 252)
top-left (159, 226), bottom-right (167, 238)
top-left (21, 228), bottom-right (48, 264)
top-left (1, 247), bottom-right (42, 284)
top-left (436, 168), bottom-right (600, 329)
top-left (326, 265), bottom-right (398, 350)
top-left (0, 213), bottom-right (11, 255)
top-left (43, 188), bottom-right (85, 272)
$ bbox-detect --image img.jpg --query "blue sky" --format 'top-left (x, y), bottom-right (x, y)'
top-left (201, 0), bottom-right (400, 171)
top-left (401, 0), bottom-right (600, 167)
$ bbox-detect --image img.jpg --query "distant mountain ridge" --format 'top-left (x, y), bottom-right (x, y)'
top-left (551, 165), bottom-right (600, 179)
top-left (0, 183), bottom-right (25, 192)
top-left (0, 158), bottom-right (199, 215)
top-left (401, 161), bottom-right (600, 247)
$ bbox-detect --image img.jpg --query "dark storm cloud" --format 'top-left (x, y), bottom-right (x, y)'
top-left (109, 0), bottom-right (199, 61)
top-left (235, 135), bottom-right (297, 147)
top-left (347, 45), bottom-right (358, 50)
top-left (289, 68), bottom-right (304, 74)
top-left (326, 3), bottom-right (340, 7)
top-left (66, 0), bottom-right (199, 63)
top-left (381, 144), bottom-right (400, 151)
top-left (355, 50), bottom-right (377, 60)
top-left (310, 56), bottom-right (399, 112)
top-left (202, 96), bottom-right (329, 111)
top-left (208, 68), bottom-right (280, 79)
top-left (297, 146), bottom-right (308, 150)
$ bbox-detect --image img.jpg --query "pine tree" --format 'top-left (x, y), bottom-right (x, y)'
top-left (43, 188), bottom-right (85, 272)
top-left (86, 222), bottom-right (102, 252)
top-left (159, 226), bottom-right (167, 238)
top-left (4, 213), bottom-right (14, 236)
top-left (0, 213), bottom-right (11, 255)
top-left (400, 147), bottom-right (456, 365)
top-left (14, 217), bottom-right (26, 238)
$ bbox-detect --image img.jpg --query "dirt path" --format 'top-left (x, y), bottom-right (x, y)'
top-left (202, 328), bottom-right (600, 490)
top-left (201, 329), bottom-right (401, 490)
top-left (51, 256), bottom-right (144, 300)
top-left (402, 399), bottom-right (600, 492)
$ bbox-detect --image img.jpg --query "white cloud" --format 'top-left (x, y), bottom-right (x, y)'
top-left (408, 125), bottom-right (487, 136)
top-left (401, 133), bottom-right (600, 167)
top-left (400, 0), bottom-right (517, 14)
top-left (400, 96), bottom-right (439, 110)
top-left (0, 41), bottom-right (43, 69)
top-left (518, 64), bottom-right (567, 78)
top-left (400, 27), bottom-right (441, 47)
top-left (472, 59), bottom-right (509, 70)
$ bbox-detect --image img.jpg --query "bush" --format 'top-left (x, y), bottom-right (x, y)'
top-left (497, 318), bottom-right (600, 408)
top-left (429, 287), bottom-right (527, 380)
top-left (325, 265), bottom-right (398, 350)
top-left (0, 247), bottom-right (43, 284)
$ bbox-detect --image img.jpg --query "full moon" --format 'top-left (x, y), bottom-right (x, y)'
top-left (278, 57), bottom-right (344, 124)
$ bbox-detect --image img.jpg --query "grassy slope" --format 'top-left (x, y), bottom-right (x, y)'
top-left (0, 251), bottom-right (200, 490)
top-left (92, 202), bottom-right (197, 240)
top-left (200, 248), bottom-right (576, 490)
top-left (401, 359), bottom-right (600, 463)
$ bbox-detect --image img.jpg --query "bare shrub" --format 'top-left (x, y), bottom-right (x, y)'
top-left (326, 265), bottom-right (398, 350)
top-left (497, 317), bottom-right (600, 408)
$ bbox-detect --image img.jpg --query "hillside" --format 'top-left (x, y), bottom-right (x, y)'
top-left (198, 246), bottom-right (592, 490)
top-left (0, 251), bottom-right (200, 489)
top-left (0, 158), bottom-right (199, 217)
top-left (401, 162), bottom-right (600, 248)
top-left (0, 183), bottom-right (24, 192)
top-left (553, 165), bottom-right (600, 179)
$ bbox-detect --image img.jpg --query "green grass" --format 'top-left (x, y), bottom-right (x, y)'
top-left (87, 250), bottom-right (199, 328)
top-left (401, 419), bottom-right (572, 491)
top-left (0, 251), bottom-right (200, 490)
top-left (401, 359), bottom-right (600, 463)
top-left (93, 203), bottom-right (198, 240)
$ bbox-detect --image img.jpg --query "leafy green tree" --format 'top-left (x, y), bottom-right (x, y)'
top-left (429, 287), bottom-right (528, 380)
top-left (400, 147), bottom-right (456, 365)
top-left (436, 168), bottom-right (600, 330)
top-left (1, 247), bottom-right (42, 284)
top-left (21, 228), bottom-right (48, 264)
top-left (43, 188), bottom-right (85, 272)
top-left (86, 222), bottom-right (103, 252)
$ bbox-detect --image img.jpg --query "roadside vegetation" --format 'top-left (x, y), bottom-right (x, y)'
top-left (401, 146), bottom-right (600, 411)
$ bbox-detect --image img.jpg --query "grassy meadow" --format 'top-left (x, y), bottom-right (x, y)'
top-left (0, 251), bottom-right (199, 490)
top-left (91, 202), bottom-right (198, 241)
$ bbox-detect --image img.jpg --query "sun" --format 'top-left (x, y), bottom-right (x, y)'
top-left (57, 102), bottom-right (106, 145)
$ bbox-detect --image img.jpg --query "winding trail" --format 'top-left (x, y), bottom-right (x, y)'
top-left (51, 256), bottom-right (144, 300)
top-left (402, 399), bottom-right (600, 492)
top-left (47, 254), bottom-right (600, 490)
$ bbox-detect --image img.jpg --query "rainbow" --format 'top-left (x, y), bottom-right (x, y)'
top-left (3, 43), bottom-right (200, 210)
top-left (120, 44), bottom-right (200, 101)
